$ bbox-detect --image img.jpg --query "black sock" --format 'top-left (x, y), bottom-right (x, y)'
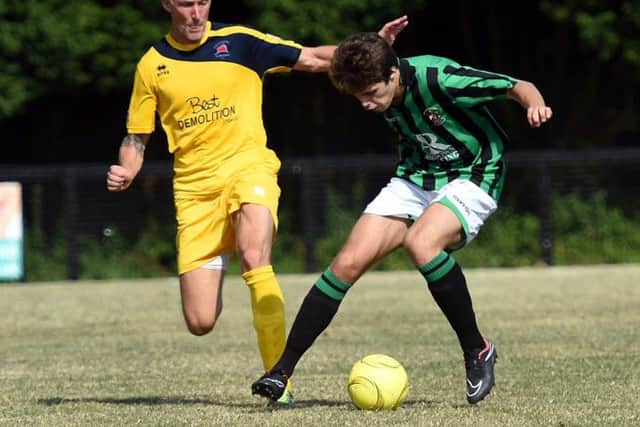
top-left (273, 269), bottom-right (351, 376)
top-left (419, 252), bottom-right (484, 355)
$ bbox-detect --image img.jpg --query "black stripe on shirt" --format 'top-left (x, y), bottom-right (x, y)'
top-left (427, 67), bottom-right (493, 187)
top-left (446, 86), bottom-right (507, 99)
top-left (443, 65), bottom-right (511, 81)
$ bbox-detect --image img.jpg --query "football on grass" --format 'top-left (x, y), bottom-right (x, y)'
top-left (347, 354), bottom-right (409, 410)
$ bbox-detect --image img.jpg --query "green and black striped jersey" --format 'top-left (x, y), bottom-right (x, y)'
top-left (383, 55), bottom-right (518, 201)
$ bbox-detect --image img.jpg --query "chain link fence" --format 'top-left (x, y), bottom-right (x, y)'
top-left (1, 148), bottom-right (639, 281)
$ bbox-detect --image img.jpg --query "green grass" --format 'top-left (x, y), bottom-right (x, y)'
top-left (1, 265), bottom-right (639, 426)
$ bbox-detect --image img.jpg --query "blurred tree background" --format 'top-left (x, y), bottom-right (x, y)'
top-left (0, 0), bottom-right (638, 164)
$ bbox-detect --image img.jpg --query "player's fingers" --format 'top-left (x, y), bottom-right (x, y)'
top-left (528, 108), bottom-right (540, 127)
top-left (107, 177), bottom-right (128, 192)
top-left (385, 16), bottom-right (408, 31)
top-left (106, 182), bottom-right (121, 191)
top-left (106, 172), bottom-right (123, 184)
top-left (536, 107), bottom-right (552, 125)
top-left (393, 17), bottom-right (409, 31)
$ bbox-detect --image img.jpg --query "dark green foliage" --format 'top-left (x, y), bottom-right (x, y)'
top-left (246, 0), bottom-right (426, 44)
top-left (0, 0), bottom-right (165, 117)
top-left (552, 191), bottom-right (640, 264)
top-left (23, 184), bottom-right (66, 281)
top-left (541, 0), bottom-right (640, 66)
top-left (2, 0), bottom-right (638, 165)
top-left (77, 221), bottom-right (176, 280)
top-left (456, 207), bottom-right (542, 268)
top-left (23, 222), bottom-right (67, 281)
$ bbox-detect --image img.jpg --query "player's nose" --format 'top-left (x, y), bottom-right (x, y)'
top-left (361, 101), bottom-right (374, 111)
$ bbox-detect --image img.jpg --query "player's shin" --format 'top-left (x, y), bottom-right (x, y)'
top-left (418, 252), bottom-right (484, 354)
top-left (243, 265), bottom-right (286, 372)
top-left (273, 268), bottom-right (351, 376)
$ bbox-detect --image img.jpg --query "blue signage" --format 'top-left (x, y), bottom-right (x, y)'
top-left (0, 182), bottom-right (24, 281)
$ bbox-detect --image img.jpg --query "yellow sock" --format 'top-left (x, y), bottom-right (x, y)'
top-left (243, 265), bottom-right (286, 373)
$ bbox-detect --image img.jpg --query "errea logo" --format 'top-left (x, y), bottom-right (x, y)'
top-left (156, 64), bottom-right (169, 77)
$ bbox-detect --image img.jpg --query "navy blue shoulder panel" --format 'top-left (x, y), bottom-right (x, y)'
top-left (211, 21), bottom-right (234, 30)
top-left (153, 31), bottom-right (300, 77)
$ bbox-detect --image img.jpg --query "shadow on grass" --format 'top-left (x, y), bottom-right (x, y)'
top-left (291, 398), bottom-right (435, 409)
top-left (38, 396), bottom-right (253, 408)
top-left (37, 396), bottom-right (438, 410)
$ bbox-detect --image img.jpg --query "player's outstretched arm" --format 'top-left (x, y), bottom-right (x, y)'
top-left (507, 81), bottom-right (553, 128)
top-left (106, 133), bottom-right (149, 192)
top-left (294, 15), bottom-right (409, 73)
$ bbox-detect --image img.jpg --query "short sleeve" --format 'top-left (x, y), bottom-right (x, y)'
top-left (126, 63), bottom-right (157, 134)
top-left (252, 32), bottom-right (302, 75)
top-left (441, 64), bottom-right (518, 107)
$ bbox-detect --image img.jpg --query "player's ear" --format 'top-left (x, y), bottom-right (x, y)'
top-left (161, 0), bottom-right (172, 13)
top-left (389, 66), bottom-right (400, 84)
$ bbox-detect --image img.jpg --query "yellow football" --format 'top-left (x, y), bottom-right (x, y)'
top-left (347, 354), bottom-right (409, 410)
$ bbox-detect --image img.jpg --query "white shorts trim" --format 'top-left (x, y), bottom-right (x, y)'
top-left (200, 254), bottom-right (230, 271)
top-left (363, 178), bottom-right (497, 244)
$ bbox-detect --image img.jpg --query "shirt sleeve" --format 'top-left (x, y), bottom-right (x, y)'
top-left (251, 32), bottom-right (302, 76)
top-left (441, 63), bottom-right (518, 107)
top-left (126, 62), bottom-right (156, 134)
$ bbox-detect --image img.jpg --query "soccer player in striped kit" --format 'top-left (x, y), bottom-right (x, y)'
top-left (253, 32), bottom-right (552, 405)
top-left (106, 0), bottom-right (408, 406)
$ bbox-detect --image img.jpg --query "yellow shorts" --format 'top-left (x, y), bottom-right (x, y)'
top-left (174, 151), bottom-right (281, 275)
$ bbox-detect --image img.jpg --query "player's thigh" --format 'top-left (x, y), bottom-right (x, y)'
top-left (179, 268), bottom-right (225, 334)
top-left (332, 214), bottom-right (410, 281)
top-left (229, 167), bottom-right (280, 270)
top-left (233, 203), bottom-right (275, 269)
top-left (408, 203), bottom-right (463, 252)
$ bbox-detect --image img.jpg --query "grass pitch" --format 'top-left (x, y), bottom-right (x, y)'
top-left (1, 265), bottom-right (639, 426)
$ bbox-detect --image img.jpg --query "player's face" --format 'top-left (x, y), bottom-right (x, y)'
top-left (163, 0), bottom-right (211, 44)
top-left (354, 67), bottom-right (401, 113)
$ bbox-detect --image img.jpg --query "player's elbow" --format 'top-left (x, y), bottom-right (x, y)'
top-left (295, 48), bottom-right (330, 73)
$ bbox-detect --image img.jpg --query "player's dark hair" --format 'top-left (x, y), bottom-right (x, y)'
top-left (329, 32), bottom-right (398, 95)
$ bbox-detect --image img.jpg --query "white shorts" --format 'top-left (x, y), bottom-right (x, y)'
top-left (364, 178), bottom-right (498, 246)
top-left (200, 254), bottom-right (230, 271)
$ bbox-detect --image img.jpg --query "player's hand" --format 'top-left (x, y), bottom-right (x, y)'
top-left (527, 105), bottom-right (553, 128)
top-left (378, 15), bottom-right (409, 46)
top-left (106, 165), bottom-right (135, 192)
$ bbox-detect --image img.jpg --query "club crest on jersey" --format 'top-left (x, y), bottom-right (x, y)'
top-left (214, 41), bottom-right (230, 58)
top-left (424, 107), bottom-right (445, 126)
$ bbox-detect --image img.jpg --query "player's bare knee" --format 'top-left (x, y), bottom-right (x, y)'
top-left (403, 228), bottom-right (423, 253)
top-left (186, 320), bottom-right (214, 336)
top-left (238, 248), bottom-right (269, 271)
top-left (403, 230), bottom-right (440, 263)
top-left (332, 252), bottom-right (366, 282)
top-left (184, 313), bottom-right (219, 336)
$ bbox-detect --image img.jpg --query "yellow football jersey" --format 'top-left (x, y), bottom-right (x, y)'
top-left (126, 22), bottom-right (302, 195)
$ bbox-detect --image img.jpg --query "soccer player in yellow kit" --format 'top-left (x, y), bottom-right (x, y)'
top-left (106, 0), bottom-right (408, 404)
